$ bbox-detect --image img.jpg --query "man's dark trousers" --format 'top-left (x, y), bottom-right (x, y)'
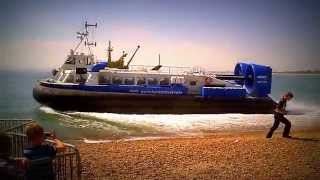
top-left (267, 113), bottom-right (291, 138)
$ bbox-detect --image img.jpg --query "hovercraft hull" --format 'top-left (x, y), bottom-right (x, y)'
top-left (33, 83), bottom-right (276, 114)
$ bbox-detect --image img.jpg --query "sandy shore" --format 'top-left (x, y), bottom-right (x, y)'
top-left (77, 130), bottom-right (320, 179)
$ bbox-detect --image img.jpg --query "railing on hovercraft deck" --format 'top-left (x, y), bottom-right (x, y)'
top-left (0, 119), bottom-right (82, 180)
top-left (129, 65), bottom-right (207, 75)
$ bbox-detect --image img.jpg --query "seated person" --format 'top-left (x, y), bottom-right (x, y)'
top-left (23, 123), bottom-right (65, 180)
top-left (0, 133), bottom-right (25, 180)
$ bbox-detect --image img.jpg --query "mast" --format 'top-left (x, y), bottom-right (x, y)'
top-left (107, 41), bottom-right (113, 64)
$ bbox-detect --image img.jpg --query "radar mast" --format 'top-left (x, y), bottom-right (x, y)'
top-left (74, 21), bottom-right (97, 55)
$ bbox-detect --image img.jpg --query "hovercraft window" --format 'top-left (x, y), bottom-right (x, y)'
top-left (59, 73), bottom-right (67, 82)
top-left (160, 78), bottom-right (170, 85)
top-left (65, 57), bottom-right (75, 64)
top-left (136, 77), bottom-right (146, 85)
top-left (147, 78), bottom-right (158, 85)
top-left (56, 72), bottom-right (64, 81)
top-left (124, 78), bottom-right (134, 85)
top-left (98, 76), bottom-right (111, 84)
top-left (65, 74), bottom-right (74, 83)
top-left (189, 81), bottom-right (197, 86)
top-left (112, 76), bottom-right (122, 85)
top-left (171, 76), bottom-right (185, 84)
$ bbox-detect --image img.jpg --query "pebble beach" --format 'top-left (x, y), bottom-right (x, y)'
top-left (78, 129), bottom-right (320, 179)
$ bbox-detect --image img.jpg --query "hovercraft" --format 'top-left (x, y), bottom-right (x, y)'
top-left (33, 22), bottom-right (275, 114)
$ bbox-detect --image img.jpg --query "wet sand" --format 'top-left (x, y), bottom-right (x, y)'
top-left (78, 129), bottom-right (320, 179)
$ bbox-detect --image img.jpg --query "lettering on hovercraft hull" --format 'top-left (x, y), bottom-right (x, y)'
top-left (139, 90), bottom-right (184, 95)
top-left (40, 81), bottom-right (187, 95)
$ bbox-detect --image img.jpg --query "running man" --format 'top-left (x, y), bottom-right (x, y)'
top-left (266, 92), bottom-right (294, 138)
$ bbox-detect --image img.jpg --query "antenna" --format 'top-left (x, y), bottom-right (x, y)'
top-left (151, 53), bottom-right (162, 71)
top-left (83, 21), bottom-right (98, 54)
top-left (85, 41), bottom-right (97, 47)
top-left (85, 21), bottom-right (98, 33)
top-left (73, 22), bottom-right (98, 53)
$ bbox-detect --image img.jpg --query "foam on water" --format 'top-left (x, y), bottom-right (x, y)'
top-left (83, 138), bottom-right (112, 144)
top-left (83, 136), bottom-right (177, 144)
top-left (39, 106), bottom-right (72, 118)
top-left (70, 112), bottom-right (243, 131)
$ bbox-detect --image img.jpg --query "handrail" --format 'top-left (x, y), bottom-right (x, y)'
top-left (0, 119), bottom-right (34, 133)
top-left (3, 121), bottom-right (35, 132)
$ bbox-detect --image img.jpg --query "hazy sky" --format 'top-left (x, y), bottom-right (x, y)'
top-left (1, 0), bottom-right (320, 72)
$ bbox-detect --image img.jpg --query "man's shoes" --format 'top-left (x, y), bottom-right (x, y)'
top-left (283, 135), bottom-right (292, 138)
top-left (266, 132), bottom-right (273, 138)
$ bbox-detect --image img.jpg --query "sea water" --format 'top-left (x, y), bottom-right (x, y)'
top-left (0, 71), bottom-right (319, 140)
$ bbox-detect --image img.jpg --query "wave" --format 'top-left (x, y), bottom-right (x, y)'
top-left (39, 106), bottom-right (72, 118)
top-left (83, 136), bottom-right (174, 144)
top-left (65, 111), bottom-right (275, 133)
top-left (286, 101), bottom-right (320, 115)
top-left (83, 138), bottom-right (112, 144)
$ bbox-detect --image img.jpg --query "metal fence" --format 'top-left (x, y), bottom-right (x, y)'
top-left (1, 119), bottom-right (81, 180)
top-left (0, 119), bottom-right (34, 134)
